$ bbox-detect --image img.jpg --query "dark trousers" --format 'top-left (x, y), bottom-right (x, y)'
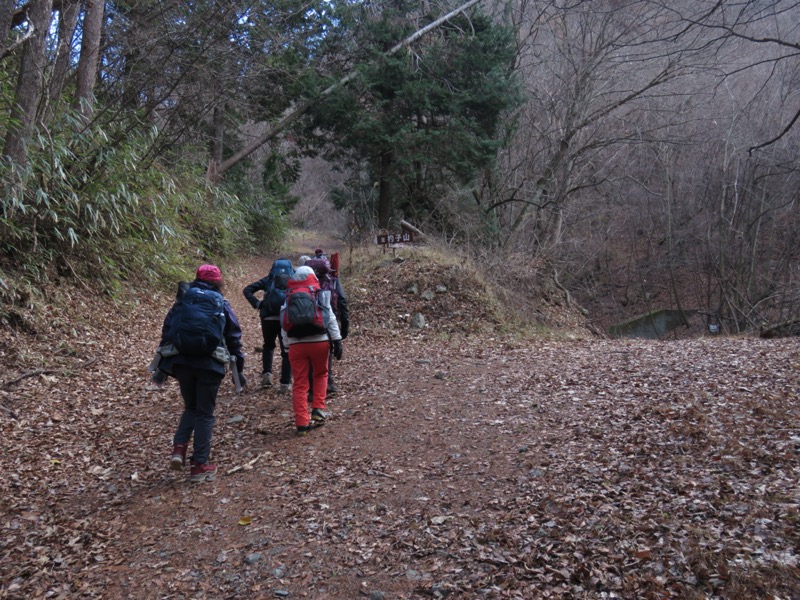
top-left (172, 364), bottom-right (223, 465)
top-left (261, 318), bottom-right (291, 384)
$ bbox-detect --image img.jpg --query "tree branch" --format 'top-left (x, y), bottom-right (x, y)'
top-left (217, 0), bottom-right (485, 177)
top-left (0, 25), bottom-right (34, 60)
top-left (749, 105), bottom-right (800, 154)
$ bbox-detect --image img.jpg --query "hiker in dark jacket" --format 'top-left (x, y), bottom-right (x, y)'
top-left (323, 273), bottom-right (349, 395)
top-left (304, 253), bottom-right (349, 396)
top-left (158, 264), bottom-right (245, 483)
top-left (242, 259), bottom-right (294, 390)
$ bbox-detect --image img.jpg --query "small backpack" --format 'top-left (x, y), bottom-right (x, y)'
top-left (165, 286), bottom-right (226, 356)
top-left (281, 276), bottom-right (328, 337)
top-left (304, 257), bottom-right (331, 275)
top-left (262, 273), bottom-right (289, 317)
top-left (305, 257), bottom-right (340, 316)
top-left (259, 259), bottom-right (294, 317)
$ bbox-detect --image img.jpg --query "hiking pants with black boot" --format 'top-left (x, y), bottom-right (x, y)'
top-left (308, 351), bottom-right (336, 398)
top-left (172, 364), bottom-right (223, 465)
top-left (261, 318), bottom-right (291, 385)
top-left (288, 341), bottom-right (329, 427)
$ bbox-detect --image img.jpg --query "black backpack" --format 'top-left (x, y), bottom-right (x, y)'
top-left (165, 286), bottom-right (226, 356)
top-left (262, 273), bottom-right (289, 317)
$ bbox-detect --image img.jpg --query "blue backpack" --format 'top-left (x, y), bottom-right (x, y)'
top-left (261, 259), bottom-right (294, 317)
top-left (270, 258), bottom-right (294, 278)
top-left (166, 286), bottom-right (226, 356)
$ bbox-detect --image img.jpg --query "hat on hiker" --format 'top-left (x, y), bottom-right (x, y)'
top-left (314, 248), bottom-right (324, 257)
top-left (298, 255), bottom-right (310, 266)
top-left (196, 264), bottom-right (223, 284)
top-left (293, 265), bottom-right (316, 281)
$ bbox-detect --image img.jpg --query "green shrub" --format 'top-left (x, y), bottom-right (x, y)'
top-left (0, 111), bottom-right (265, 313)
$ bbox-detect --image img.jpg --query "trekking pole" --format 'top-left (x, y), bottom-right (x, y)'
top-left (230, 356), bottom-right (243, 393)
top-left (147, 349), bottom-right (162, 373)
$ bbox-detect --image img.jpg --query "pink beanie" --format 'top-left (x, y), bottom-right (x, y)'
top-left (196, 264), bottom-right (223, 284)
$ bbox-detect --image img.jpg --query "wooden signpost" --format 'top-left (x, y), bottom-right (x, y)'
top-left (376, 221), bottom-right (423, 255)
top-left (376, 231), bottom-right (414, 246)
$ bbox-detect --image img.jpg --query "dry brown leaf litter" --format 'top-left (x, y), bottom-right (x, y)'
top-left (0, 250), bottom-right (798, 599)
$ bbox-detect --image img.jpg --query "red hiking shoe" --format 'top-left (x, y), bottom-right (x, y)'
top-left (169, 443), bottom-right (188, 471)
top-left (189, 462), bottom-right (217, 483)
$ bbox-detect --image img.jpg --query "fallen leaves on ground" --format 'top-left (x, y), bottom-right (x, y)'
top-left (0, 248), bottom-right (798, 599)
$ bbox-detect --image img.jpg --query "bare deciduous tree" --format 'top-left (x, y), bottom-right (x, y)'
top-left (480, 0), bottom-right (709, 252)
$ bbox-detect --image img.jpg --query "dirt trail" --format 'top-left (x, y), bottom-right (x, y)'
top-left (1, 241), bottom-right (799, 599)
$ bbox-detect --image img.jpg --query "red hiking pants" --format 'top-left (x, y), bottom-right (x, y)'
top-left (288, 341), bottom-right (329, 427)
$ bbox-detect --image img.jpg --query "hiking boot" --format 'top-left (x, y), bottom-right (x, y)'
top-left (296, 425), bottom-right (311, 436)
top-left (261, 372), bottom-right (273, 387)
top-left (189, 462), bottom-right (217, 483)
top-left (279, 383), bottom-right (291, 394)
top-left (169, 443), bottom-right (188, 471)
top-left (311, 408), bottom-right (326, 425)
top-left (327, 382), bottom-right (338, 397)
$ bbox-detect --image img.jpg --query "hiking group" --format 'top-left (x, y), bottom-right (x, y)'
top-left (150, 250), bottom-right (349, 483)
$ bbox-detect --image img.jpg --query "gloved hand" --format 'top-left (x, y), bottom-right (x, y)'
top-left (151, 369), bottom-right (168, 386)
top-left (332, 339), bottom-right (343, 360)
top-left (340, 320), bottom-right (349, 340)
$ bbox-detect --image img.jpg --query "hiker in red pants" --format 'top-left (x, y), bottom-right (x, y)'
top-left (280, 266), bottom-right (342, 435)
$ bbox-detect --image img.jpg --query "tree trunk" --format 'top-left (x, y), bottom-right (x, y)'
top-left (661, 144), bottom-right (689, 328)
top-left (3, 0), bottom-right (54, 169)
top-left (378, 151), bottom-right (393, 229)
top-left (0, 0), bottom-right (15, 51)
top-left (46, 0), bottom-right (80, 121)
top-left (74, 0), bottom-right (105, 122)
top-left (206, 103), bottom-right (225, 184)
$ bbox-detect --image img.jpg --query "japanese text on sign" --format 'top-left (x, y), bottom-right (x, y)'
top-left (376, 231), bottom-right (414, 245)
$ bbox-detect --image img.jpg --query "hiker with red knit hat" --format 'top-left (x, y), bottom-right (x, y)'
top-left (157, 264), bottom-right (245, 482)
top-left (280, 265), bottom-right (342, 436)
